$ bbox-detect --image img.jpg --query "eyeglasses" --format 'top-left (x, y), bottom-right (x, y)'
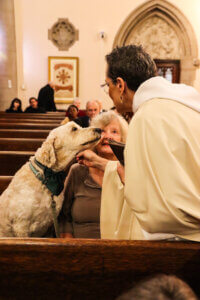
top-left (100, 82), bottom-right (109, 94)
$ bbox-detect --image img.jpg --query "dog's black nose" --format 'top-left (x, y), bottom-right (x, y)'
top-left (95, 128), bottom-right (102, 134)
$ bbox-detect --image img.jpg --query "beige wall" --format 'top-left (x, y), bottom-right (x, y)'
top-left (0, 0), bottom-right (17, 110)
top-left (13, 0), bottom-right (200, 111)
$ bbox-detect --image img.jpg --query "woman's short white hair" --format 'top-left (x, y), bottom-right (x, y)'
top-left (90, 111), bottom-right (128, 143)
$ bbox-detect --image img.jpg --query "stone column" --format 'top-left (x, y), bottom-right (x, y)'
top-left (0, 0), bottom-right (17, 111)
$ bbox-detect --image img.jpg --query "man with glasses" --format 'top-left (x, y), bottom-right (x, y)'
top-left (74, 100), bottom-right (100, 127)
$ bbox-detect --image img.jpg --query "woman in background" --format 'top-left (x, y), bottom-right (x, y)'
top-left (5, 98), bottom-right (23, 113)
top-left (59, 111), bottom-right (128, 239)
top-left (61, 104), bottom-right (79, 125)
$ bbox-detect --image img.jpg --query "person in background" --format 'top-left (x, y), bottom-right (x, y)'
top-left (59, 111), bottom-right (128, 239)
top-left (24, 97), bottom-right (45, 113)
top-left (61, 104), bottom-right (79, 125)
top-left (37, 82), bottom-right (56, 112)
top-left (74, 100), bottom-right (100, 127)
top-left (116, 274), bottom-right (198, 300)
top-left (73, 98), bottom-right (81, 109)
top-left (5, 98), bottom-right (23, 113)
top-left (96, 100), bottom-right (107, 113)
top-left (73, 98), bottom-right (86, 117)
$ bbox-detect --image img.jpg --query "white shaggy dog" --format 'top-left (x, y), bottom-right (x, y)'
top-left (0, 122), bottom-right (101, 237)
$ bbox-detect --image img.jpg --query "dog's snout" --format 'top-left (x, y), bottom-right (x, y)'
top-left (95, 128), bottom-right (102, 134)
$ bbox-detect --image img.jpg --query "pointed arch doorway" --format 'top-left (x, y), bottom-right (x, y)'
top-left (113, 0), bottom-right (198, 85)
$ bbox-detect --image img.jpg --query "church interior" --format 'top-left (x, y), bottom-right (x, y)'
top-left (0, 0), bottom-right (200, 299)
top-left (1, 0), bottom-right (200, 111)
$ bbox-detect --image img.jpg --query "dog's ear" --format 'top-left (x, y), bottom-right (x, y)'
top-left (41, 137), bottom-right (56, 167)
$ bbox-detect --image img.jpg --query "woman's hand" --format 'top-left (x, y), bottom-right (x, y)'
top-left (76, 150), bottom-right (108, 171)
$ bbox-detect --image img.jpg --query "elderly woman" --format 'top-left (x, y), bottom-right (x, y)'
top-left (59, 111), bottom-right (128, 239)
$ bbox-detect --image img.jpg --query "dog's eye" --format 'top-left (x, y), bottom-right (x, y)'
top-left (72, 127), bottom-right (78, 131)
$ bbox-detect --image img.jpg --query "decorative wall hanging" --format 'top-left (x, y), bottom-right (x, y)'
top-left (48, 56), bottom-right (79, 103)
top-left (48, 18), bottom-right (79, 51)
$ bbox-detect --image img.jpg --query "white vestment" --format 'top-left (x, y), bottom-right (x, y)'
top-left (101, 77), bottom-right (200, 241)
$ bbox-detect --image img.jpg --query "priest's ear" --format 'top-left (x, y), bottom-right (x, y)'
top-left (116, 77), bottom-right (126, 94)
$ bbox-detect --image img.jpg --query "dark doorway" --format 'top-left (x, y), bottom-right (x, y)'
top-left (154, 59), bottom-right (180, 83)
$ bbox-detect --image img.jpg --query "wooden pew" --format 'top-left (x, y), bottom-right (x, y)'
top-left (0, 111), bottom-right (66, 116)
top-left (0, 122), bottom-right (58, 130)
top-left (0, 118), bottom-right (61, 124)
top-left (0, 138), bottom-right (44, 151)
top-left (0, 112), bottom-right (65, 120)
top-left (0, 129), bottom-right (50, 138)
top-left (0, 239), bottom-right (198, 299)
top-left (0, 175), bottom-right (12, 194)
top-left (0, 151), bottom-right (33, 175)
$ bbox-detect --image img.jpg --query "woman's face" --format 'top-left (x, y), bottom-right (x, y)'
top-left (105, 65), bottom-right (134, 114)
top-left (68, 107), bottom-right (78, 119)
top-left (105, 77), bottom-right (125, 114)
top-left (96, 119), bottom-right (122, 158)
top-left (13, 101), bottom-right (20, 109)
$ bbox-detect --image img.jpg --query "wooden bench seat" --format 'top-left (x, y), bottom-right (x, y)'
top-left (0, 129), bottom-right (50, 138)
top-left (0, 118), bottom-right (61, 124)
top-left (0, 112), bottom-right (65, 120)
top-left (0, 138), bottom-right (44, 151)
top-left (0, 175), bottom-right (12, 194)
top-left (0, 239), bottom-right (198, 299)
top-left (0, 151), bottom-right (33, 175)
top-left (0, 122), bottom-right (58, 130)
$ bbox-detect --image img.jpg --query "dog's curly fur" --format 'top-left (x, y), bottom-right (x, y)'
top-left (0, 122), bottom-right (101, 237)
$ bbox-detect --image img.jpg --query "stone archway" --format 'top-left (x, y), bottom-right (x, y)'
top-left (113, 0), bottom-right (198, 85)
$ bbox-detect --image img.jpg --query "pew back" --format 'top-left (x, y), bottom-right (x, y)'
top-left (0, 118), bottom-right (61, 124)
top-left (0, 129), bottom-right (50, 138)
top-left (0, 112), bottom-right (65, 120)
top-left (0, 239), bottom-right (199, 299)
top-left (0, 122), bottom-right (57, 130)
top-left (0, 151), bottom-right (33, 175)
top-left (0, 138), bottom-right (44, 151)
top-left (0, 176), bottom-right (12, 194)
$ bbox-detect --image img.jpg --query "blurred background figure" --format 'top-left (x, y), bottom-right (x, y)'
top-left (37, 82), bottom-right (56, 112)
top-left (74, 100), bottom-right (100, 127)
top-left (116, 274), bottom-right (198, 300)
top-left (73, 98), bottom-right (81, 109)
top-left (73, 98), bottom-right (86, 117)
top-left (96, 100), bottom-right (106, 113)
top-left (24, 97), bottom-right (45, 113)
top-left (5, 98), bottom-right (23, 113)
top-left (61, 104), bottom-right (79, 125)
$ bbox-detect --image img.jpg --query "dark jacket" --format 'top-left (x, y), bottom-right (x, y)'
top-left (5, 108), bottom-right (23, 113)
top-left (24, 106), bottom-right (46, 113)
top-left (74, 116), bottom-right (90, 128)
top-left (37, 84), bottom-right (56, 112)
